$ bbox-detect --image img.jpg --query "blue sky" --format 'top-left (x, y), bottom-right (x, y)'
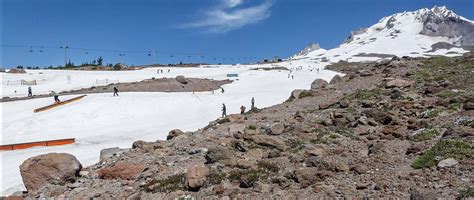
top-left (1, 0), bottom-right (473, 68)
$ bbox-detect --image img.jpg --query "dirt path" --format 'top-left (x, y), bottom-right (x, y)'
top-left (0, 77), bottom-right (232, 103)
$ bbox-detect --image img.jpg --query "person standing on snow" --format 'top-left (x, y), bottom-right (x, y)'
top-left (240, 105), bottom-right (246, 114)
top-left (50, 91), bottom-right (60, 103)
top-left (221, 87), bottom-right (225, 93)
top-left (28, 86), bottom-right (33, 97)
top-left (113, 87), bottom-right (119, 96)
top-left (251, 97), bottom-right (255, 109)
top-left (222, 103), bottom-right (227, 117)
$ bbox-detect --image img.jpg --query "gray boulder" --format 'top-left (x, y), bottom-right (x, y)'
top-left (176, 75), bottom-right (188, 84)
top-left (310, 79), bottom-right (328, 90)
top-left (329, 75), bottom-right (343, 85)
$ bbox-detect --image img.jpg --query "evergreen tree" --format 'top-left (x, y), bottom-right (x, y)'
top-left (97, 56), bottom-right (104, 66)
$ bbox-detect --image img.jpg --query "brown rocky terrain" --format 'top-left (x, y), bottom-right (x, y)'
top-left (0, 76), bottom-right (232, 102)
top-left (5, 55), bottom-right (474, 199)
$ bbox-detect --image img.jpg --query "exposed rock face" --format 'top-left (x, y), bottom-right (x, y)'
top-left (343, 28), bottom-right (369, 44)
top-left (310, 79), bottom-right (328, 90)
top-left (7, 68), bottom-right (26, 74)
top-left (175, 75), bottom-right (188, 84)
top-left (295, 43), bottom-right (322, 57)
top-left (185, 165), bottom-right (209, 190)
top-left (97, 162), bottom-right (145, 180)
top-left (20, 153), bottom-right (82, 192)
top-left (419, 6), bottom-right (474, 46)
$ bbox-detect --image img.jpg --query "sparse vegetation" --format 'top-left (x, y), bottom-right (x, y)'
top-left (460, 119), bottom-right (474, 128)
top-left (355, 89), bottom-right (379, 100)
top-left (144, 173), bottom-right (186, 193)
top-left (420, 107), bottom-right (443, 118)
top-left (458, 187), bottom-right (474, 199)
top-left (411, 140), bottom-right (472, 169)
top-left (205, 169), bottom-right (226, 187)
top-left (298, 91), bottom-right (314, 99)
top-left (411, 128), bottom-right (440, 142)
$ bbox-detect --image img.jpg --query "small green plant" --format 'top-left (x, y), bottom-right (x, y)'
top-left (144, 173), bottom-right (186, 193)
top-left (420, 107), bottom-right (443, 118)
top-left (355, 89), bottom-right (379, 100)
top-left (411, 128), bottom-right (440, 142)
top-left (205, 169), bottom-right (226, 186)
top-left (257, 161), bottom-right (280, 173)
top-left (460, 119), bottom-right (474, 128)
top-left (335, 127), bottom-right (354, 138)
top-left (298, 91), bottom-right (314, 99)
top-left (411, 140), bottom-right (472, 169)
top-left (247, 125), bottom-right (257, 130)
top-left (437, 90), bottom-right (457, 98)
top-left (458, 187), bottom-right (474, 199)
top-left (217, 118), bottom-right (230, 124)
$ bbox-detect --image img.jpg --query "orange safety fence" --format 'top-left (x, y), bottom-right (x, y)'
top-left (0, 138), bottom-right (76, 151)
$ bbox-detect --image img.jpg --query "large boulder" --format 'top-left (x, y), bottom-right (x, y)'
top-left (20, 153), bottom-right (82, 192)
top-left (386, 79), bottom-right (414, 88)
top-left (99, 147), bottom-right (127, 163)
top-left (205, 146), bottom-right (236, 166)
top-left (7, 68), bottom-right (26, 74)
top-left (270, 123), bottom-right (285, 135)
top-left (185, 164), bottom-right (209, 190)
top-left (310, 79), bottom-right (328, 90)
top-left (97, 162), bottom-right (145, 180)
top-left (176, 75), bottom-right (188, 84)
top-left (167, 129), bottom-right (184, 140)
top-left (329, 75), bottom-right (343, 84)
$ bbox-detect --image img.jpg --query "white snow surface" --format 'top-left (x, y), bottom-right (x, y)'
top-left (292, 6), bottom-right (471, 62)
top-left (1, 61), bottom-right (339, 195)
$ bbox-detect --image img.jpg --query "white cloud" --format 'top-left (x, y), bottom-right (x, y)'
top-left (182, 0), bottom-right (274, 33)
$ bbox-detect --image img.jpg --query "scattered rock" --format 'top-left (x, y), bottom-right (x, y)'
top-left (329, 75), bottom-right (343, 84)
top-left (20, 153), bottom-right (82, 192)
top-left (386, 79), bottom-right (414, 88)
top-left (185, 165), bottom-right (209, 190)
top-left (97, 162), bottom-right (145, 180)
top-left (270, 123), bottom-right (285, 135)
top-left (167, 129), bottom-right (184, 140)
top-left (311, 79), bottom-right (328, 90)
top-left (437, 158), bottom-right (458, 168)
top-left (175, 75), bottom-right (188, 84)
top-left (100, 147), bottom-right (127, 163)
top-left (205, 146), bottom-right (236, 166)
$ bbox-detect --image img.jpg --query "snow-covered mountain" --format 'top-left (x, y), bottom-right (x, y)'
top-left (292, 6), bottom-right (474, 62)
top-left (293, 43), bottom-right (326, 57)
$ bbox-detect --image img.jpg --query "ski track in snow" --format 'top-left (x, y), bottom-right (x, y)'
top-left (1, 62), bottom-right (339, 195)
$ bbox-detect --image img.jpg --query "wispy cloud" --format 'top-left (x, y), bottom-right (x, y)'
top-left (182, 0), bottom-right (274, 33)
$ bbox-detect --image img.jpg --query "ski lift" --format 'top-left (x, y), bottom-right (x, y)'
top-left (29, 46), bottom-right (33, 53)
top-left (39, 46), bottom-right (44, 53)
top-left (148, 53), bottom-right (152, 56)
top-left (170, 55), bottom-right (174, 57)
top-left (84, 49), bottom-right (89, 54)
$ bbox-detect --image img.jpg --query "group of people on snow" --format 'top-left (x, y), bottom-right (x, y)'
top-left (222, 97), bottom-right (255, 117)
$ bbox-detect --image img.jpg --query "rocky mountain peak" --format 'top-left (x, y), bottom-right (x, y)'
top-left (293, 43), bottom-right (324, 58)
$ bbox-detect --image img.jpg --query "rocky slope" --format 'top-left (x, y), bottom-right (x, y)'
top-left (8, 54), bottom-right (474, 199)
